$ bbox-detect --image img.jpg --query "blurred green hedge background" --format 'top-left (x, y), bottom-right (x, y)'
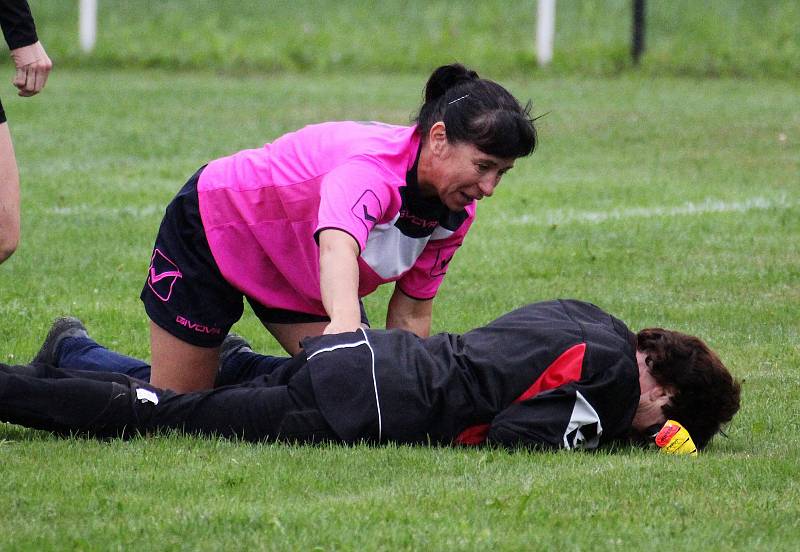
top-left (14, 0), bottom-right (800, 78)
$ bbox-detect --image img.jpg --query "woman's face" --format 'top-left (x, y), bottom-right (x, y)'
top-left (419, 123), bottom-right (516, 211)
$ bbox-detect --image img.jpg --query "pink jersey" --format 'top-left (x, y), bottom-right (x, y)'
top-left (197, 121), bottom-right (476, 317)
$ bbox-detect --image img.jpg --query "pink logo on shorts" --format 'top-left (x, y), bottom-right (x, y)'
top-left (148, 248), bottom-right (182, 302)
top-left (176, 315), bottom-right (222, 335)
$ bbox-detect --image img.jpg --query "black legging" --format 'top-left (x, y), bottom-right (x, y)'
top-left (0, 357), bottom-right (336, 443)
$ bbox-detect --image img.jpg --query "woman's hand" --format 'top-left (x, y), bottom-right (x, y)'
top-left (323, 319), bottom-right (362, 335)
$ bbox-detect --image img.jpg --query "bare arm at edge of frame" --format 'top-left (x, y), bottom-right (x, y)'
top-left (0, 122), bottom-right (20, 263)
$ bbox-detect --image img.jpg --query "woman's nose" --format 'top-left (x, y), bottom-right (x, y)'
top-left (477, 177), bottom-right (496, 198)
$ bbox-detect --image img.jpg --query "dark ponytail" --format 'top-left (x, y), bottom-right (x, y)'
top-left (414, 63), bottom-right (537, 159)
top-left (422, 64), bottom-right (479, 103)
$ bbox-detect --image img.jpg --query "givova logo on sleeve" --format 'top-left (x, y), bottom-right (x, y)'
top-left (351, 190), bottom-right (383, 234)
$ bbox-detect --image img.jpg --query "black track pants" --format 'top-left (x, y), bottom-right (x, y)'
top-left (0, 359), bottom-right (336, 443)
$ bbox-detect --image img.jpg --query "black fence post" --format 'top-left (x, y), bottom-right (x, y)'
top-left (632, 0), bottom-right (647, 65)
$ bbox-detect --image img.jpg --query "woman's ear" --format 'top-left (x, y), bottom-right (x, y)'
top-left (428, 122), bottom-right (448, 155)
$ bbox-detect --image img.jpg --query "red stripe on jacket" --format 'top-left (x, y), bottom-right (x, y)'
top-left (455, 343), bottom-right (587, 445)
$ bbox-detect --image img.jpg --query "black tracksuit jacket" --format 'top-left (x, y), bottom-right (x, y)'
top-left (305, 299), bottom-right (640, 449)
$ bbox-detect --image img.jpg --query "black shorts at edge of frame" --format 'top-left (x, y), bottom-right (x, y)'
top-left (140, 167), bottom-right (370, 348)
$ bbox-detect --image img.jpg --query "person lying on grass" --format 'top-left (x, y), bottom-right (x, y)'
top-left (2, 300), bottom-right (740, 450)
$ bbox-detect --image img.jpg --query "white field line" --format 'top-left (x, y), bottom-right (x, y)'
top-left (508, 195), bottom-right (797, 227)
top-left (48, 205), bottom-right (163, 218)
top-left (46, 195), bottom-right (797, 225)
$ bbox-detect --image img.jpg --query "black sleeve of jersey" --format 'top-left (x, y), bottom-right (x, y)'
top-left (486, 385), bottom-right (586, 449)
top-left (0, 0), bottom-right (38, 50)
top-left (486, 348), bottom-right (639, 450)
top-left (487, 382), bottom-right (613, 450)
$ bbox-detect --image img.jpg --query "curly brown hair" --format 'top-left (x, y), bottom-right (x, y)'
top-left (636, 328), bottom-right (741, 449)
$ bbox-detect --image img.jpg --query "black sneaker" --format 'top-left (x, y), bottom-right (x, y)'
top-left (32, 317), bottom-right (89, 365)
top-left (218, 333), bottom-right (253, 370)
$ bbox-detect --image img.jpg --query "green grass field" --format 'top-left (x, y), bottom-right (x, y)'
top-left (1, 68), bottom-right (797, 551)
top-left (0, 1), bottom-right (799, 549)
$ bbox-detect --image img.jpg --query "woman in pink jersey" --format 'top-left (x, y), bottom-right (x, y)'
top-left (52, 64), bottom-right (537, 392)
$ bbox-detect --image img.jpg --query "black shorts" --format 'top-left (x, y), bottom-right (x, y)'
top-left (140, 167), bottom-right (368, 348)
